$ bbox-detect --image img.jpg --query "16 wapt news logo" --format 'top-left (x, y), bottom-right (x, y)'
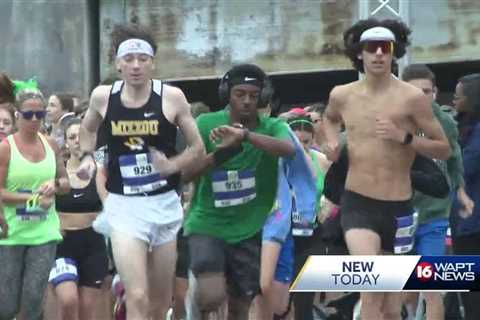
top-left (289, 256), bottom-right (480, 292)
top-left (404, 256), bottom-right (480, 291)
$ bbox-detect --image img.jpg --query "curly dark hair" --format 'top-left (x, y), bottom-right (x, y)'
top-left (109, 24), bottom-right (157, 63)
top-left (343, 18), bottom-right (411, 73)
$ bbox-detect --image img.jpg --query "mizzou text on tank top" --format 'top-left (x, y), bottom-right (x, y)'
top-left (103, 80), bottom-right (179, 196)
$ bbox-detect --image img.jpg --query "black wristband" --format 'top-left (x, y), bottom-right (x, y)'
top-left (79, 151), bottom-right (94, 162)
top-left (403, 132), bottom-right (413, 145)
top-left (213, 145), bottom-right (243, 166)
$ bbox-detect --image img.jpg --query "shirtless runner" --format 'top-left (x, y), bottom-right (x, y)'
top-left (323, 19), bottom-right (450, 320)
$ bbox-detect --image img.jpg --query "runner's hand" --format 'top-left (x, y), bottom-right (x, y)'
top-left (458, 187), bottom-right (474, 218)
top-left (376, 117), bottom-right (404, 143)
top-left (77, 155), bottom-right (95, 180)
top-left (0, 213), bottom-right (8, 238)
top-left (324, 141), bottom-right (341, 162)
top-left (209, 125), bottom-right (245, 148)
top-left (39, 195), bottom-right (54, 211)
top-left (149, 147), bottom-right (179, 177)
top-left (37, 180), bottom-right (56, 197)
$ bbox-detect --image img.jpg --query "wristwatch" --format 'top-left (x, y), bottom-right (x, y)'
top-left (402, 132), bottom-right (413, 145)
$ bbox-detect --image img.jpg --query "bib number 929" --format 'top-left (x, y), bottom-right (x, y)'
top-left (133, 165), bottom-right (152, 176)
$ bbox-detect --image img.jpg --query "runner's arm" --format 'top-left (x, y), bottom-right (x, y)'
top-left (323, 86), bottom-right (344, 161)
top-left (95, 165), bottom-right (109, 203)
top-left (244, 131), bottom-right (294, 157)
top-left (409, 93), bottom-right (451, 160)
top-left (79, 86), bottom-right (109, 154)
top-left (46, 137), bottom-right (70, 195)
top-left (165, 87), bottom-right (206, 174)
top-left (410, 154), bottom-right (449, 198)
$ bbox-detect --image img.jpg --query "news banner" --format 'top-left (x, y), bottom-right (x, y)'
top-left (290, 256), bottom-right (480, 292)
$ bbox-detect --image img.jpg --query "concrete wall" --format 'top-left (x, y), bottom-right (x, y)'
top-left (409, 1), bottom-right (480, 64)
top-left (99, 0), bottom-right (480, 81)
top-left (0, 0), bottom-right (97, 98)
top-left (1, 0), bottom-right (478, 96)
top-left (99, 0), bottom-right (357, 81)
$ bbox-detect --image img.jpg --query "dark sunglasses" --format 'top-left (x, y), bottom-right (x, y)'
top-left (362, 41), bottom-right (394, 54)
top-left (19, 110), bottom-right (47, 120)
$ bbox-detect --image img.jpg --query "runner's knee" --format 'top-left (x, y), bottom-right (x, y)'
top-left (127, 287), bottom-right (149, 310)
top-left (57, 290), bottom-right (79, 315)
top-left (192, 274), bottom-right (227, 311)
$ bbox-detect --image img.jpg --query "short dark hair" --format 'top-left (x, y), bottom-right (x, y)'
top-left (109, 24), bottom-right (157, 63)
top-left (304, 102), bottom-right (327, 115)
top-left (401, 64), bottom-right (436, 86)
top-left (0, 72), bottom-right (15, 104)
top-left (190, 102), bottom-right (211, 119)
top-left (64, 117), bottom-right (82, 139)
top-left (51, 93), bottom-right (75, 113)
top-left (343, 18), bottom-right (411, 73)
top-left (459, 73), bottom-right (480, 118)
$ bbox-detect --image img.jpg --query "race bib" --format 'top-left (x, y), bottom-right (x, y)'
top-left (211, 169), bottom-right (256, 207)
top-left (119, 153), bottom-right (167, 195)
top-left (394, 212), bottom-right (418, 254)
top-left (15, 191), bottom-right (47, 222)
top-left (292, 197), bottom-right (315, 237)
top-left (49, 258), bottom-right (78, 286)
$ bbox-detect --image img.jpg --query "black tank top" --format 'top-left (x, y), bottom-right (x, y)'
top-left (56, 176), bottom-right (103, 213)
top-left (104, 80), bottom-right (179, 195)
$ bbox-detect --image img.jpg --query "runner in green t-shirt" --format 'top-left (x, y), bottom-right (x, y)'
top-left (183, 64), bottom-right (294, 320)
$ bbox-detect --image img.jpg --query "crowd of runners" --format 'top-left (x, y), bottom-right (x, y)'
top-left (0, 17), bottom-right (479, 320)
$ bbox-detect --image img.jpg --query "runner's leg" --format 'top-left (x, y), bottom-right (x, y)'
top-left (148, 239), bottom-right (177, 318)
top-left (110, 230), bottom-right (149, 320)
top-left (21, 242), bottom-right (57, 320)
top-left (0, 245), bottom-right (24, 319)
top-left (344, 229), bottom-right (384, 320)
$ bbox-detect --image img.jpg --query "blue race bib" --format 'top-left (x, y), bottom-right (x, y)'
top-left (211, 169), bottom-right (256, 207)
top-left (394, 212), bottom-right (418, 254)
top-left (119, 153), bottom-right (167, 195)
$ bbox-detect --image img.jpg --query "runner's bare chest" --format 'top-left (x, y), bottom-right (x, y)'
top-left (341, 89), bottom-right (412, 140)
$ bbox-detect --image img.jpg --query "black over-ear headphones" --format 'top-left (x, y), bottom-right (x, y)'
top-left (218, 67), bottom-right (274, 108)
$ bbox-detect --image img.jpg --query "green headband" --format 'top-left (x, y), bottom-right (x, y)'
top-left (12, 78), bottom-right (38, 96)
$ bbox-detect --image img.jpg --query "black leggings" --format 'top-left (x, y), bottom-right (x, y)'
top-left (452, 232), bottom-right (480, 320)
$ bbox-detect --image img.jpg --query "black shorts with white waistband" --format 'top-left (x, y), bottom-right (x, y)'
top-left (340, 190), bottom-right (414, 253)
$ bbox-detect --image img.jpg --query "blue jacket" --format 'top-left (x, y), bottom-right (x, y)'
top-left (450, 122), bottom-right (480, 236)
top-left (262, 130), bottom-right (317, 242)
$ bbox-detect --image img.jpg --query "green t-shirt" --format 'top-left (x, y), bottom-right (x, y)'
top-left (0, 134), bottom-right (62, 246)
top-left (184, 110), bottom-right (290, 244)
